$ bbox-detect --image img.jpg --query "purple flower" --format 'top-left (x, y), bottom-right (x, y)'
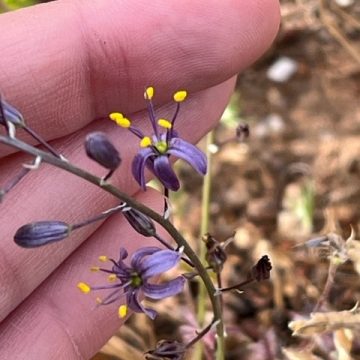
top-left (109, 87), bottom-right (207, 191)
top-left (78, 246), bottom-right (185, 319)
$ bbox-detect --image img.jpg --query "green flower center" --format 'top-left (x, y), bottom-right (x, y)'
top-left (155, 141), bottom-right (168, 154)
top-left (131, 273), bottom-right (143, 287)
top-left (155, 140), bottom-right (168, 154)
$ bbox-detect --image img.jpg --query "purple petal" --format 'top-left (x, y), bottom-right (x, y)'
top-left (168, 138), bottom-right (207, 175)
top-left (127, 290), bottom-right (157, 319)
top-left (140, 249), bottom-right (181, 279)
top-left (153, 155), bottom-right (180, 191)
top-left (115, 247), bottom-right (129, 266)
top-left (143, 276), bottom-right (185, 299)
top-left (132, 147), bottom-right (155, 190)
top-left (130, 246), bottom-right (161, 269)
top-left (118, 247), bottom-right (128, 261)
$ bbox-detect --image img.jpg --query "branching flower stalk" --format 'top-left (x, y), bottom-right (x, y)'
top-left (0, 133), bottom-right (225, 357)
top-left (1, 90), bottom-right (272, 359)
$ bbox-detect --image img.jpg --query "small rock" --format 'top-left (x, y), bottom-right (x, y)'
top-left (267, 56), bottom-right (298, 83)
top-left (334, 0), bottom-right (354, 7)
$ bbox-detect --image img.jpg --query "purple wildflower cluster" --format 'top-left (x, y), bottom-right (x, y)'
top-left (0, 89), bottom-right (272, 360)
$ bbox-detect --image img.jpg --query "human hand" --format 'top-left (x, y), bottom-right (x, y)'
top-left (0, 0), bottom-right (279, 358)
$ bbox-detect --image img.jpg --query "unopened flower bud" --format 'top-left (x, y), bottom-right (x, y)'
top-left (123, 207), bottom-right (156, 237)
top-left (145, 340), bottom-right (186, 360)
top-left (251, 255), bottom-right (272, 281)
top-left (14, 221), bottom-right (71, 248)
top-left (0, 98), bottom-right (25, 127)
top-left (85, 132), bottom-right (121, 171)
top-left (236, 123), bottom-right (250, 141)
top-left (203, 233), bottom-right (227, 273)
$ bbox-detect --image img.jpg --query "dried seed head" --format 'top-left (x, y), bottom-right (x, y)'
top-left (85, 132), bottom-right (121, 170)
top-left (235, 123), bottom-right (250, 141)
top-left (14, 221), bottom-right (71, 248)
top-left (251, 255), bottom-right (272, 281)
top-left (203, 233), bottom-right (227, 273)
top-left (122, 207), bottom-right (156, 237)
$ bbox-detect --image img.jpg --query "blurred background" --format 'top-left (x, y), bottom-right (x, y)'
top-left (2, 0), bottom-right (359, 359)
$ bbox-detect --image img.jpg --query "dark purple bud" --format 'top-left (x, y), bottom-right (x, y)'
top-left (0, 98), bottom-right (25, 127)
top-left (251, 255), bottom-right (272, 281)
top-left (145, 340), bottom-right (186, 360)
top-left (203, 233), bottom-right (227, 273)
top-left (236, 123), bottom-right (250, 141)
top-left (123, 207), bottom-right (156, 237)
top-left (85, 132), bottom-right (121, 171)
top-left (14, 221), bottom-right (71, 248)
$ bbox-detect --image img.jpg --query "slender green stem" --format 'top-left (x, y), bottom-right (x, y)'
top-left (194, 131), bottom-right (224, 360)
top-left (313, 260), bottom-right (339, 312)
top-left (198, 131), bottom-right (214, 321)
top-left (0, 134), bottom-right (224, 350)
top-left (186, 318), bottom-right (216, 349)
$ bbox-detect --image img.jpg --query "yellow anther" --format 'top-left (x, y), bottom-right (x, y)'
top-left (140, 136), bottom-right (152, 148)
top-left (144, 86), bottom-right (154, 100)
top-left (173, 90), bottom-right (187, 102)
top-left (109, 112), bottom-right (123, 122)
top-left (158, 118), bottom-right (172, 129)
top-left (118, 305), bottom-right (128, 318)
top-left (108, 274), bottom-right (117, 282)
top-left (98, 255), bottom-right (108, 262)
top-left (117, 117), bottom-right (131, 128)
top-left (90, 266), bottom-right (100, 272)
top-left (96, 297), bottom-right (102, 304)
top-left (77, 282), bottom-right (91, 294)
top-left (112, 114), bottom-right (131, 128)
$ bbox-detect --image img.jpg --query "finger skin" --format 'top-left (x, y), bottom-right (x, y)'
top-left (0, 79), bottom-right (235, 322)
top-left (0, 0), bottom-right (279, 157)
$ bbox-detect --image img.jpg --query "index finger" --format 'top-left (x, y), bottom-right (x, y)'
top-left (0, 0), bottom-right (279, 156)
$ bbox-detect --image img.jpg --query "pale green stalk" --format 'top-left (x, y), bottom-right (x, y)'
top-left (194, 131), bottom-right (224, 360)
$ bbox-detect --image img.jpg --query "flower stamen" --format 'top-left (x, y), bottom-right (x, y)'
top-left (144, 86), bottom-right (159, 138)
top-left (144, 87), bottom-right (154, 100)
top-left (108, 274), bottom-right (117, 282)
top-left (77, 282), bottom-right (91, 294)
top-left (173, 90), bottom-right (187, 102)
top-left (158, 118), bottom-right (172, 129)
top-left (118, 304), bottom-right (128, 318)
top-left (140, 136), bottom-right (152, 148)
top-left (109, 113), bottom-right (131, 128)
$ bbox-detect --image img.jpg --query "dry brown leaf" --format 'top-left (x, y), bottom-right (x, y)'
top-left (289, 306), bottom-right (360, 337)
top-left (282, 347), bottom-right (322, 360)
top-left (345, 226), bottom-right (360, 275)
top-left (333, 328), bottom-right (354, 360)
